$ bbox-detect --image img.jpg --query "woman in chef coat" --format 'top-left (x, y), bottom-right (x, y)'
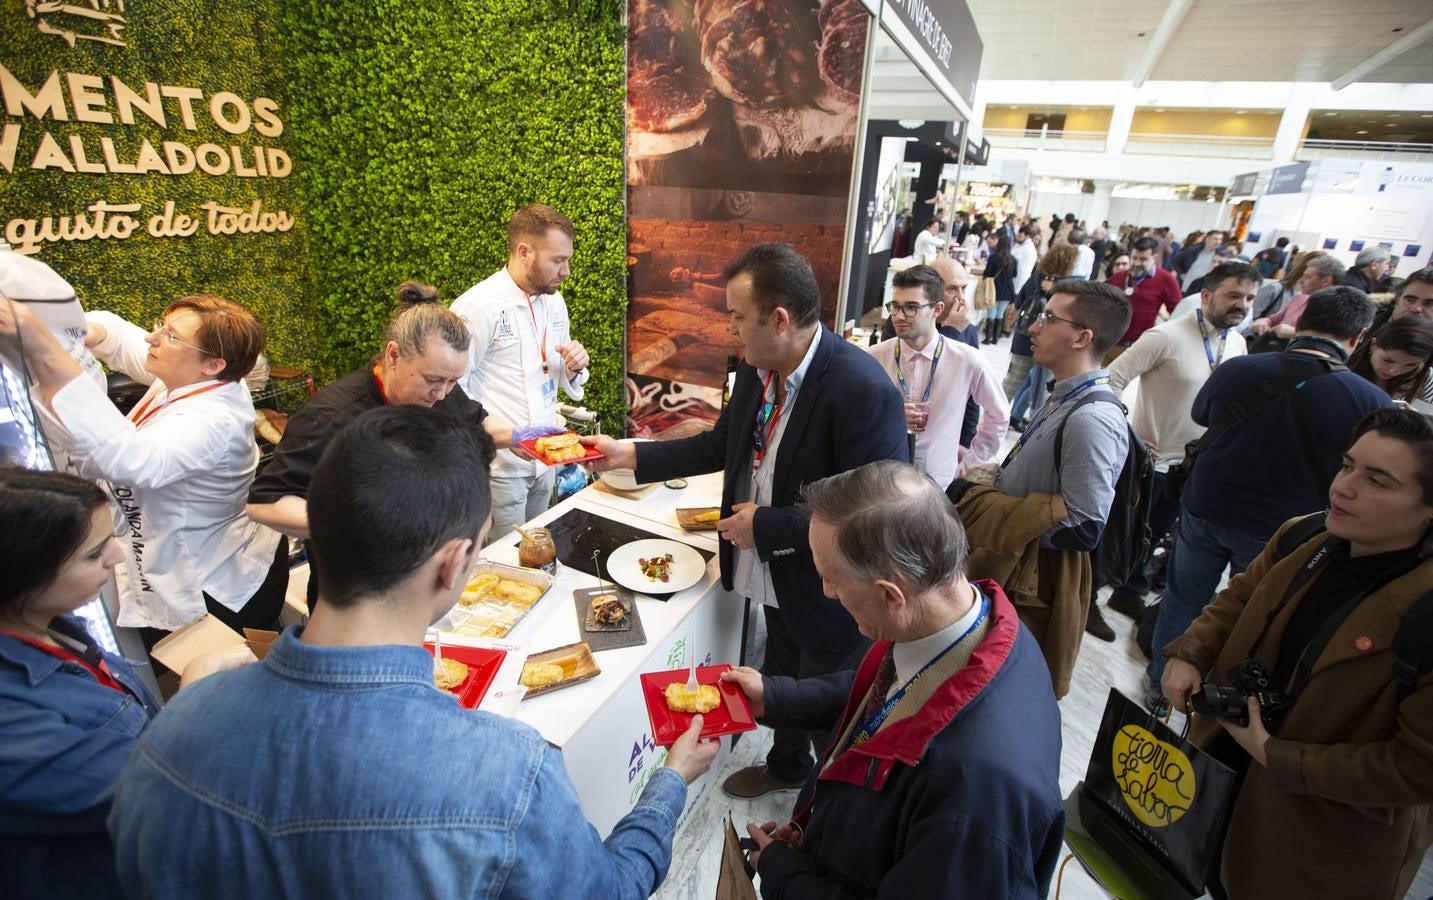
top-left (0, 293), bottom-right (288, 644)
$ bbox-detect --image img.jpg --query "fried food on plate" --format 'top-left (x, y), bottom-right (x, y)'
top-left (460, 573), bottom-right (500, 607)
top-left (664, 682), bottom-right (720, 713)
top-left (520, 661), bottom-right (566, 689)
top-left (433, 658), bottom-right (470, 691)
top-left (691, 509), bottom-right (720, 524)
top-left (532, 432), bottom-right (587, 462)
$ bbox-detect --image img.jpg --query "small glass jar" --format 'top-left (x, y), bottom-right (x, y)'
top-left (517, 527), bottom-right (558, 574)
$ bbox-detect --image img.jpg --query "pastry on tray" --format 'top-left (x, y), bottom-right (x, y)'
top-left (459, 573), bottom-right (501, 607)
top-left (532, 432), bottom-right (587, 462)
top-left (520, 661), bottom-right (566, 689)
top-left (664, 682), bottom-right (721, 713)
top-left (494, 579), bottom-right (544, 607)
top-left (433, 658), bottom-right (470, 691)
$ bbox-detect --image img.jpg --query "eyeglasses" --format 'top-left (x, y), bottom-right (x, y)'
top-left (885, 301), bottom-right (934, 318)
top-left (152, 318), bottom-right (220, 357)
top-left (1035, 310), bottom-right (1091, 331)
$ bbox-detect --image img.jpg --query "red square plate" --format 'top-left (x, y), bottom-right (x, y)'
top-left (424, 643), bottom-right (506, 709)
top-left (516, 434), bottom-right (604, 466)
top-left (640, 664), bottom-right (757, 747)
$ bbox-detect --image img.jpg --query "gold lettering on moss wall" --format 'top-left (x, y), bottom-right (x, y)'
top-left (0, 64), bottom-right (290, 176)
top-left (4, 199), bottom-right (295, 255)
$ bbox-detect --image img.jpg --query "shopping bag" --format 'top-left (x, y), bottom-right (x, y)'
top-left (715, 815), bottom-right (758, 900)
top-left (1080, 688), bottom-right (1236, 899)
top-left (974, 276), bottom-right (996, 311)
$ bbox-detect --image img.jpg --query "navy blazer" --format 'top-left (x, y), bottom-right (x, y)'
top-left (636, 327), bottom-right (909, 653)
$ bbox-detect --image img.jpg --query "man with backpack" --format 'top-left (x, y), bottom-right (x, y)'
top-left (1105, 262), bottom-right (1257, 625)
top-left (960, 280), bottom-right (1134, 695)
top-left (1145, 286), bottom-right (1392, 696)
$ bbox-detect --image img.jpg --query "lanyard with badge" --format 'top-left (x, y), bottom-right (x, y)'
top-left (524, 293), bottom-right (559, 406)
top-left (127, 381), bottom-right (225, 428)
top-left (1000, 374), bottom-right (1110, 468)
top-left (893, 335), bottom-right (944, 402)
top-left (1195, 308), bottom-right (1228, 372)
top-left (845, 591), bottom-right (990, 751)
top-left (751, 370), bottom-right (784, 474)
top-left (1123, 271), bottom-right (1150, 297)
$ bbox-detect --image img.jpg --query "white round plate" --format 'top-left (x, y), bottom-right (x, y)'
top-left (606, 539), bottom-right (706, 595)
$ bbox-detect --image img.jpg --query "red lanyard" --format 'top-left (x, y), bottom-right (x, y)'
top-left (372, 365), bottom-right (392, 405)
top-left (0, 629), bottom-right (126, 694)
top-left (524, 294), bottom-right (550, 374)
top-left (128, 381), bottom-right (225, 428)
top-left (753, 371), bottom-right (784, 468)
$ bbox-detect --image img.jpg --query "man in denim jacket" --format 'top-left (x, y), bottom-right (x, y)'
top-left (109, 406), bottom-right (717, 898)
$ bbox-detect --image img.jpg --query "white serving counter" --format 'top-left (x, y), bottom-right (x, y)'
top-left (443, 472), bottom-right (746, 837)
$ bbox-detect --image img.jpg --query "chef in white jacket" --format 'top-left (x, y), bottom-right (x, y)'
top-left (452, 204), bottom-right (591, 538)
top-left (0, 293), bottom-right (287, 641)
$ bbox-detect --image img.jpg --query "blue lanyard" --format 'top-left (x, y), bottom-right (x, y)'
top-left (1000, 374), bottom-right (1110, 468)
top-left (1195, 309), bottom-right (1227, 372)
top-left (893, 336), bottom-right (944, 403)
top-left (846, 592), bottom-right (990, 750)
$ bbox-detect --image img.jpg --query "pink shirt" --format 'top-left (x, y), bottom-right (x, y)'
top-left (1265, 292), bottom-right (1309, 329)
top-left (868, 333), bottom-right (1010, 490)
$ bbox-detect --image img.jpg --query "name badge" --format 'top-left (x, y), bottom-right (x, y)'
top-left (541, 376), bottom-right (557, 404)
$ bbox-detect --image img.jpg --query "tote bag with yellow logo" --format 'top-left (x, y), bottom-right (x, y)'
top-left (1080, 688), bottom-right (1237, 898)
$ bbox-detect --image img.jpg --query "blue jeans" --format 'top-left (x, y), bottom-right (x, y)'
top-left (1147, 509), bottom-right (1270, 686)
top-left (1010, 364), bottom-right (1051, 422)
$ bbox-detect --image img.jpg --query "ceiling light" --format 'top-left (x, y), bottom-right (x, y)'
top-left (1155, 108), bottom-right (1165, 112)
top-left (1236, 110), bottom-right (1247, 115)
top-left (1325, 112), bottom-right (1338, 116)
top-left (1357, 130), bottom-right (1369, 134)
top-left (898, 119), bottom-right (926, 129)
top-left (1387, 123), bottom-right (1397, 127)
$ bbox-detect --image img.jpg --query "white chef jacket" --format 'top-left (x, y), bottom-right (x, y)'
top-left (1012, 238), bottom-right (1038, 293)
top-left (452, 267), bottom-right (589, 479)
top-left (34, 312), bottom-right (282, 630)
top-left (913, 230), bottom-right (945, 264)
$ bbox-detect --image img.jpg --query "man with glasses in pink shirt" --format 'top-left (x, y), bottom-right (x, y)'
top-left (868, 265), bottom-right (1009, 490)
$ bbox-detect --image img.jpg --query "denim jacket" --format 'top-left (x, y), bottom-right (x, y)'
top-left (109, 627), bottom-right (690, 899)
top-left (0, 614), bottom-right (158, 899)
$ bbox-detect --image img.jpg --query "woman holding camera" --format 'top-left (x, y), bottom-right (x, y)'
top-left (1161, 407), bottom-right (1433, 899)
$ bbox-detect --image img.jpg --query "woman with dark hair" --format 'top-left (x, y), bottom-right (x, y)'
top-left (1103, 247), bottom-right (1130, 282)
top-left (1162, 407), bottom-right (1433, 899)
top-left (0, 468), bottom-right (247, 898)
top-left (1349, 317), bottom-right (1433, 404)
top-left (0, 293), bottom-right (288, 644)
top-left (980, 234), bottom-right (1016, 344)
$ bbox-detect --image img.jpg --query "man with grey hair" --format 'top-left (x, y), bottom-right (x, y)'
top-left (1343, 245), bottom-right (1392, 294)
top-left (1250, 254), bottom-right (1347, 343)
top-left (722, 460), bottom-right (1064, 898)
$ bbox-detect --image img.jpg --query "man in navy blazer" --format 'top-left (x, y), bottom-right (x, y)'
top-left (588, 243), bottom-right (908, 798)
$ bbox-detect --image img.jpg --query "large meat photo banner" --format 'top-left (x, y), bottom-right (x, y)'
top-left (625, 0), bottom-right (870, 439)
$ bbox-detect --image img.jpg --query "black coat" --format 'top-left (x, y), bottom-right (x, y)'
top-left (636, 328), bottom-right (908, 653)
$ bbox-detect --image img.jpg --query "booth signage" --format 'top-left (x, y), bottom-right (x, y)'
top-left (1229, 172), bottom-right (1258, 197)
top-left (0, 61), bottom-right (297, 255)
top-left (880, 0), bottom-right (982, 114)
top-left (1266, 162), bottom-right (1308, 196)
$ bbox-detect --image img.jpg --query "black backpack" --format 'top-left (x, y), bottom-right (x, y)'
top-left (1054, 391), bottom-right (1155, 590)
top-left (1273, 513), bottom-right (1433, 700)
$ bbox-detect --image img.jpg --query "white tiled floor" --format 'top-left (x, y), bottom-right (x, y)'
top-left (653, 330), bottom-right (1433, 900)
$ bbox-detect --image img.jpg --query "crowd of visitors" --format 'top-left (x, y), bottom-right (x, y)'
top-left (2, 201), bottom-right (1431, 900)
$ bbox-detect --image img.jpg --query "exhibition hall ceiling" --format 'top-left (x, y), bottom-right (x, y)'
top-left (967, 0), bottom-right (1433, 84)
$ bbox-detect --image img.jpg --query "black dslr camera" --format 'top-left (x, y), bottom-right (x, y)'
top-left (1191, 661), bottom-right (1294, 728)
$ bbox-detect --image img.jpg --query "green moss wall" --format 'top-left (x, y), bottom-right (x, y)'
top-left (3, 0), bottom-right (627, 424)
top-left (280, 0), bottom-right (627, 421)
top-left (0, 0), bottom-right (320, 374)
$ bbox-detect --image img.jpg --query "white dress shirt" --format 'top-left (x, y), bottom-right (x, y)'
top-left (733, 327), bottom-right (822, 607)
top-left (890, 585), bottom-right (987, 697)
top-left (452, 267), bottom-right (588, 479)
top-left (868, 333), bottom-right (1009, 490)
top-left (1012, 238), bottom-right (1038, 293)
top-left (36, 312), bottom-right (282, 630)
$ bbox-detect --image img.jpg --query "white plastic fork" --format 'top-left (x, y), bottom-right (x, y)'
top-left (686, 625), bottom-right (698, 693)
